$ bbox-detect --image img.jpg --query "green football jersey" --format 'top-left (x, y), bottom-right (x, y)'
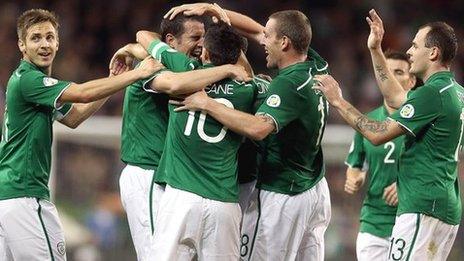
top-left (346, 106), bottom-right (402, 238)
top-left (120, 72), bottom-right (169, 170)
top-left (0, 60), bottom-right (72, 200)
top-left (256, 60), bottom-right (329, 195)
top-left (389, 71), bottom-right (463, 225)
top-left (238, 76), bottom-right (270, 184)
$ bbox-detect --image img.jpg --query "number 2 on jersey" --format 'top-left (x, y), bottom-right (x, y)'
top-left (383, 141), bottom-right (396, 164)
top-left (184, 98), bottom-right (234, 143)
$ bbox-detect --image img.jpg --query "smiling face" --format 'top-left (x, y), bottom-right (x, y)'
top-left (260, 18), bottom-right (283, 69)
top-left (18, 21), bottom-right (59, 73)
top-left (172, 20), bottom-right (205, 59)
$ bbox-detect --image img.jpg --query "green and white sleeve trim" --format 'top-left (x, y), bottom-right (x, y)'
top-left (256, 112), bottom-right (279, 133)
top-left (53, 83), bottom-right (72, 109)
top-left (147, 40), bottom-right (173, 62)
top-left (141, 71), bottom-right (166, 94)
top-left (387, 117), bottom-right (416, 137)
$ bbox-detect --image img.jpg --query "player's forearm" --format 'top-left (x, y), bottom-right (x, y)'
top-left (335, 99), bottom-right (391, 145)
top-left (136, 31), bottom-right (161, 51)
top-left (61, 69), bottom-right (142, 103)
top-left (59, 98), bottom-right (108, 128)
top-left (224, 9), bottom-right (264, 43)
top-left (125, 43), bottom-right (150, 60)
top-left (155, 65), bottom-right (233, 95)
top-left (203, 99), bottom-right (271, 140)
top-left (238, 52), bottom-right (254, 77)
top-left (369, 48), bottom-right (407, 108)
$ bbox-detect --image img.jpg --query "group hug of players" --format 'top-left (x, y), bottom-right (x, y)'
top-left (0, 2), bottom-right (462, 261)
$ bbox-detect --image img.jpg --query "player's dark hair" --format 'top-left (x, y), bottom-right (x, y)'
top-left (159, 14), bottom-right (205, 41)
top-left (385, 50), bottom-right (410, 64)
top-left (204, 22), bottom-right (242, 65)
top-left (419, 22), bottom-right (458, 65)
top-left (269, 10), bottom-right (312, 54)
top-left (17, 9), bottom-right (59, 41)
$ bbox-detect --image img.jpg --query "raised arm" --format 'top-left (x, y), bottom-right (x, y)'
top-left (367, 9), bottom-right (407, 108)
top-left (314, 74), bottom-right (406, 145)
top-left (164, 3), bottom-right (264, 43)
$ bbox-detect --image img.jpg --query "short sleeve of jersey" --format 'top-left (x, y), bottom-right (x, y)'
top-left (53, 103), bottom-right (73, 121)
top-left (345, 131), bottom-right (365, 169)
top-left (389, 86), bottom-right (440, 136)
top-left (141, 69), bottom-right (169, 93)
top-left (20, 71), bottom-right (71, 108)
top-left (252, 77), bottom-right (271, 113)
top-left (256, 77), bottom-right (305, 132)
top-left (147, 40), bottom-right (200, 72)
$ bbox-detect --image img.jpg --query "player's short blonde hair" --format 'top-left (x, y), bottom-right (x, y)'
top-left (17, 9), bottom-right (59, 41)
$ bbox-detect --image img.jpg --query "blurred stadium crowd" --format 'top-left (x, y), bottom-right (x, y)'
top-left (0, 0), bottom-right (463, 260)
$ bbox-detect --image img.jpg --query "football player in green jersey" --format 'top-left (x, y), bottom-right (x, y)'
top-left (0, 9), bottom-right (161, 261)
top-left (345, 51), bottom-right (416, 261)
top-left (136, 22), bottom-right (257, 260)
top-left (110, 15), bottom-right (250, 261)
top-left (314, 9), bottom-right (461, 261)
top-left (170, 6), bottom-right (331, 260)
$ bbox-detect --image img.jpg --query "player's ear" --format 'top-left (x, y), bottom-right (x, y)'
top-left (165, 33), bottom-right (176, 48)
top-left (281, 36), bottom-right (290, 51)
top-left (18, 39), bottom-right (25, 53)
top-left (429, 46), bottom-right (440, 62)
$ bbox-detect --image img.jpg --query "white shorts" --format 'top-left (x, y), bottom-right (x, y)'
top-left (240, 177), bottom-right (331, 261)
top-left (119, 165), bottom-right (165, 261)
top-left (356, 232), bottom-right (390, 261)
top-left (150, 185), bottom-right (241, 261)
top-left (0, 197), bottom-right (66, 261)
top-left (239, 180), bottom-right (257, 214)
top-left (388, 213), bottom-right (459, 261)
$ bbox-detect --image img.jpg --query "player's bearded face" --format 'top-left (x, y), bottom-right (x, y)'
top-left (406, 27), bottom-right (432, 78)
top-left (19, 22), bottom-right (58, 72)
top-left (176, 20), bottom-right (205, 59)
top-left (261, 19), bottom-right (281, 69)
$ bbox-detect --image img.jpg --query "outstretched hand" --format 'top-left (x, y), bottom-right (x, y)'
top-left (366, 9), bottom-right (385, 50)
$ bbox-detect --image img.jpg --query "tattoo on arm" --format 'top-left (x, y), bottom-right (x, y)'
top-left (258, 114), bottom-right (276, 129)
top-left (375, 65), bottom-right (389, 82)
top-left (344, 106), bottom-right (388, 134)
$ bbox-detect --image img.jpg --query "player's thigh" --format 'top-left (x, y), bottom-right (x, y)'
top-left (432, 222), bottom-right (458, 261)
top-left (0, 198), bottom-right (66, 261)
top-left (150, 186), bottom-right (203, 261)
top-left (199, 200), bottom-right (241, 261)
top-left (356, 232), bottom-right (390, 261)
top-left (247, 189), bottom-right (310, 261)
top-left (296, 178), bottom-right (332, 261)
top-left (0, 225), bottom-right (13, 261)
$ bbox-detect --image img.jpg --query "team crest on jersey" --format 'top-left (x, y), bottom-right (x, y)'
top-left (266, 94), bottom-right (281, 108)
top-left (43, 77), bottom-right (58, 87)
top-left (400, 104), bottom-right (414, 118)
top-left (57, 241), bottom-right (66, 255)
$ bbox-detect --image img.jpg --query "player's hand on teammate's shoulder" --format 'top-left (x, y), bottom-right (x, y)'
top-left (366, 9), bottom-right (385, 50)
top-left (109, 45), bottom-right (135, 75)
top-left (136, 57), bottom-right (165, 78)
top-left (256, 74), bottom-right (273, 82)
top-left (383, 182), bottom-right (398, 206)
top-left (313, 75), bottom-right (343, 107)
top-left (227, 64), bottom-right (253, 82)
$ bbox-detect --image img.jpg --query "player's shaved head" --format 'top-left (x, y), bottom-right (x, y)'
top-left (269, 10), bottom-right (312, 54)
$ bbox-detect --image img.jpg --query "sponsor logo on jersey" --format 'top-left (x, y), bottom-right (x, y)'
top-left (266, 94), bottom-right (281, 108)
top-left (400, 104), bottom-right (414, 118)
top-left (43, 77), bottom-right (58, 87)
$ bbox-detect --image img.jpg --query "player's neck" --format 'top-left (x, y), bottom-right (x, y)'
top-left (23, 56), bottom-right (52, 76)
top-left (421, 64), bottom-right (450, 83)
top-left (278, 52), bottom-right (307, 70)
